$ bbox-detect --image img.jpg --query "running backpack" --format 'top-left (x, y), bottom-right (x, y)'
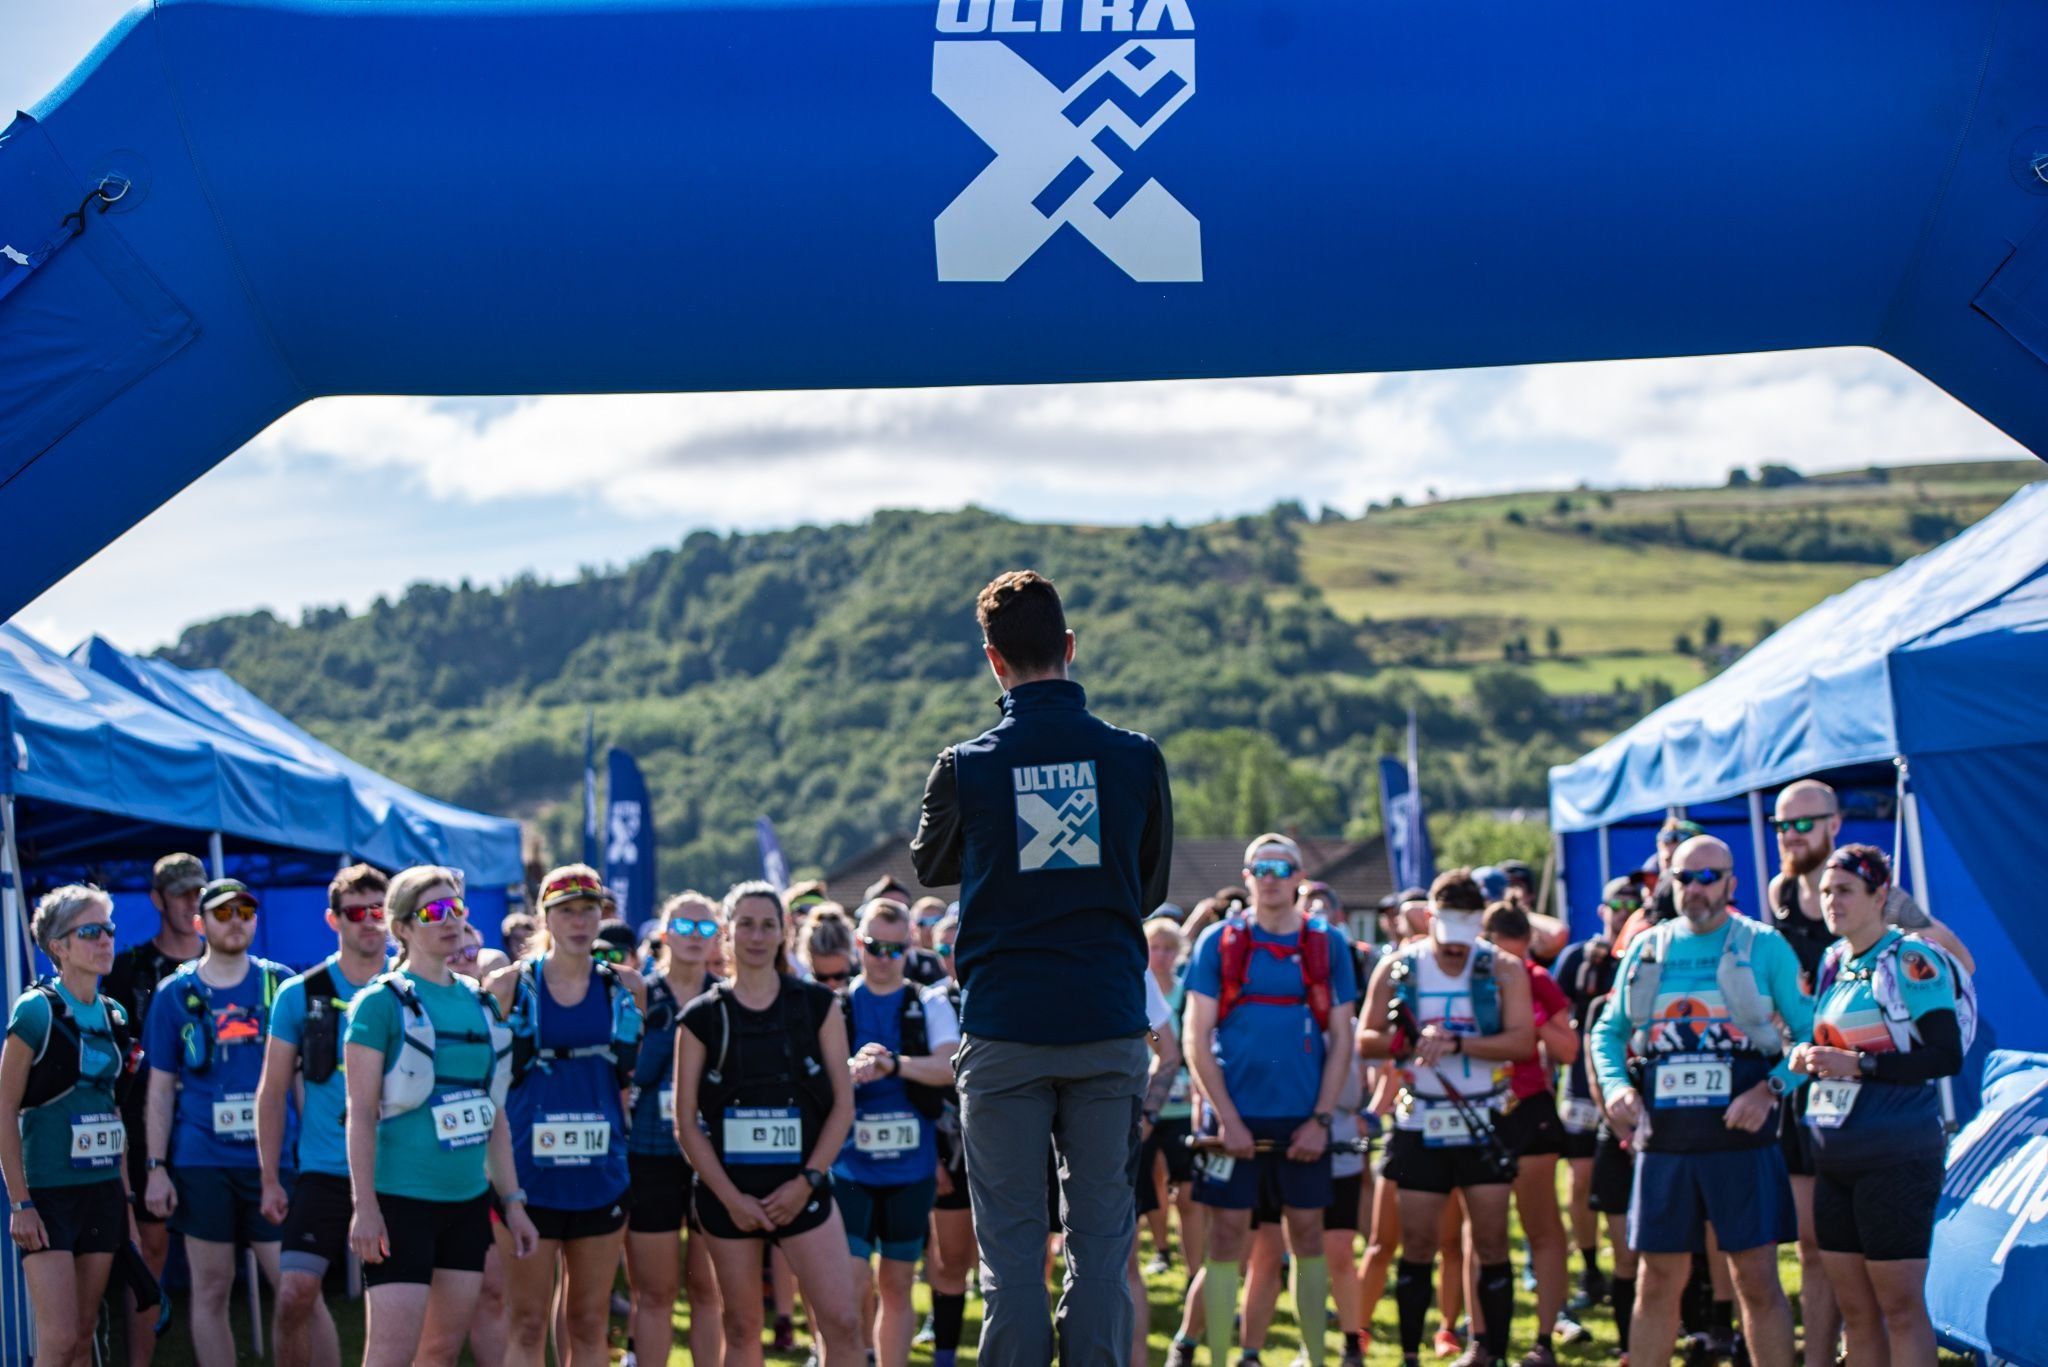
top-left (1620, 914), bottom-right (1784, 1055)
top-left (297, 964), bottom-right (347, 1085)
top-left (1216, 917), bottom-right (1334, 1029)
top-left (1386, 941), bottom-right (1502, 1038)
top-left (1814, 932), bottom-right (1977, 1055)
top-left (837, 984), bottom-right (951, 1120)
top-left (697, 980), bottom-right (836, 1128)
top-left (377, 973), bottom-right (513, 1120)
top-left (164, 961), bottom-right (285, 1075)
top-left (508, 958), bottom-right (644, 1089)
top-left (21, 985), bottom-right (138, 1110)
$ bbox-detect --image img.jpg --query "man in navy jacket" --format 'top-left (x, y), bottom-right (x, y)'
top-left (911, 569), bottom-right (1173, 1367)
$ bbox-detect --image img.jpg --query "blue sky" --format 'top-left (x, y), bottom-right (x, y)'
top-left (5, 6), bottom-right (2032, 652)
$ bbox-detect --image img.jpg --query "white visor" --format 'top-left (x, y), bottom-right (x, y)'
top-left (1431, 910), bottom-right (1483, 947)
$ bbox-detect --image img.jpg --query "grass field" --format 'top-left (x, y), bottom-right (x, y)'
top-left (142, 1213), bottom-right (1851, 1366)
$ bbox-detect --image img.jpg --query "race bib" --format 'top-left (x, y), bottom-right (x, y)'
top-left (533, 1112), bottom-right (612, 1166)
top-left (723, 1107), bottom-right (802, 1165)
top-left (1652, 1055), bottom-right (1732, 1109)
top-left (658, 1087), bottom-right (676, 1125)
top-left (1560, 1097), bottom-right (1602, 1133)
top-left (854, 1111), bottom-right (921, 1157)
top-left (211, 1093), bottom-right (257, 1141)
top-left (70, 1112), bottom-right (125, 1169)
top-left (1806, 1079), bottom-right (1861, 1130)
top-left (429, 1089), bottom-right (495, 1151)
top-left (1199, 1152), bottom-right (1236, 1183)
top-left (1167, 1072), bottom-right (1191, 1105)
top-left (1420, 1103), bottom-right (1471, 1148)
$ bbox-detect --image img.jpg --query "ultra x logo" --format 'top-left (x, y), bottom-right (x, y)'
top-left (933, 0), bottom-right (1201, 282)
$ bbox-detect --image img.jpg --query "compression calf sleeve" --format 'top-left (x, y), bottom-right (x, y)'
top-left (932, 1291), bottom-right (965, 1352)
top-left (1293, 1254), bottom-right (1330, 1367)
top-left (1204, 1259), bottom-right (1241, 1367)
top-left (1611, 1275), bottom-right (1635, 1347)
top-left (1394, 1259), bottom-right (1435, 1354)
top-left (1478, 1262), bottom-right (1514, 1358)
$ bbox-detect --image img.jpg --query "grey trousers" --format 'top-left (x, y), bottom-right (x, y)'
top-left (956, 1033), bottom-right (1148, 1367)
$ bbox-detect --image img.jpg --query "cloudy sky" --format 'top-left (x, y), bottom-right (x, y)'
top-left (6, 7), bottom-right (2031, 652)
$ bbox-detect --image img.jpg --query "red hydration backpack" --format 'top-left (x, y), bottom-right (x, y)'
top-left (1217, 919), bottom-right (1332, 1029)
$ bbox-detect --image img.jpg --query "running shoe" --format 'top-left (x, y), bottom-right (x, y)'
top-left (1446, 1344), bottom-right (1494, 1367)
top-left (1165, 1338), bottom-right (1199, 1367)
top-left (774, 1316), bottom-right (797, 1352)
top-left (1555, 1311), bottom-right (1589, 1345)
top-left (913, 1315), bottom-right (935, 1347)
top-left (1145, 1251), bottom-right (1174, 1277)
top-left (1340, 1348), bottom-right (1366, 1367)
top-left (1433, 1327), bottom-right (1466, 1358)
top-left (1516, 1344), bottom-right (1558, 1367)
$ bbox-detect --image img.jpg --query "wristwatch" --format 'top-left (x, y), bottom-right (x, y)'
top-left (504, 1188), bottom-right (528, 1207)
top-left (145, 1157), bottom-right (167, 1171)
top-left (1764, 1075), bottom-right (1790, 1097)
top-left (801, 1167), bottom-right (829, 1191)
top-left (1857, 1052), bottom-right (1879, 1080)
top-left (8, 1199), bottom-right (33, 1213)
top-left (1311, 1112), bottom-right (1334, 1131)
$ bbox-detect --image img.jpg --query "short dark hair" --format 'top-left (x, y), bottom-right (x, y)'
top-left (864, 875), bottom-right (911, 905)
top-left (329, 862), bottom-right (389, 913)
top-left (1483, 903), bottom-right (1531, 943)
top-left (1430, 868), bottom-right (1486, 913)
top-left (977, 570), bottom-right (1068, 675)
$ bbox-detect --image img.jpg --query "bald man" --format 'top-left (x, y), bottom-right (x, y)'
top-left (1591, 836), bottom-right (1814, 1367)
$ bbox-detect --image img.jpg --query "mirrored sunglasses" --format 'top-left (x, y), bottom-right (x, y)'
top-left (812, 969), bottom-right (852, 986)
top-left (207, 900), bottom-right (258, 922)
top-left (64, 922), bottom-right (117, 943)
top-left (860, 936), bottom-right (908, 960)
top-left (592, 944), bottom-right (629, 965)
top-left (1250, 859), bottom-right (1297, 880)
top-left (338, 902), bottom-right (387, 923)
top-left (414, 896), bottom-right (468, 924)
top-left (1771, 815), bottom-right (1828, 834)
top-left (665, 918), bottom-right (720, 939)
top-left (1671, 868), bottom-right (1728, 887)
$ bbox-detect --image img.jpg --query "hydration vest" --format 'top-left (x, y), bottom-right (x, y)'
top-left (378, 973), bottom-right (513, 1120)
top-left (298, 963), bottom-right (348, 1085)
top-left (697, 979), bottom-right (835, 1159)
top-left (1387, 941), bottom-right (1503, 1038)
top-left (508, 958), bottom-right (644, 1090)
top-left (1217, 917), bottom-right (1334, 1030)
top-left (21, 985), bottom-right (138, 1110)
top-left (1815, 930), bottom-right (1977, 1055)
top-left (1620, 914), bottom-right (1785, 1055)
top-left (838, 983), bottom-right (950, 1120)
top-left (163, 961), bottom-right (284, 1075)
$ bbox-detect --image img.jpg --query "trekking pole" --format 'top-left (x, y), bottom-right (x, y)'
top-left (1433, 1073), bottom-right (1519, 1181)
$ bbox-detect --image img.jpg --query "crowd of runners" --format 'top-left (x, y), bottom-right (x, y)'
top-left (0, 570), bottom-right (1981, 1367)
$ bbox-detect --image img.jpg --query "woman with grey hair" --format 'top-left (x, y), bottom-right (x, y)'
top-left (0, 884), bottom-right (134, 1367)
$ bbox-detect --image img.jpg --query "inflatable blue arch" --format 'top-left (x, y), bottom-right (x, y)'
top-left (5, 0), bottom-right (2048, 616)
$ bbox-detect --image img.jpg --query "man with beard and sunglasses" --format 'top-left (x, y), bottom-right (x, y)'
top-left (257, 864), bottom-right (390, 1367)
top-left (142, 879), bottom-right (295, 1367)
top-left (1593, 836), bottom-right (1812, 1367)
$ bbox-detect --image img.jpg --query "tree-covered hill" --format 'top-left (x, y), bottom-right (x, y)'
top-left (158, 461), bottom-right (2040, 891)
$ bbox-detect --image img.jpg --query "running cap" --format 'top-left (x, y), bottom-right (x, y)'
top-left (1396, 886), bottom-right (1429, 905)
top-left (200, 878), bottom-right (257, 913)
top-left (1657, 817), bottom-right (1705, 846)
top-left (1431, 908), bottom-right (1483, 947)
top-left (1147, 903), bottom-right (1184, 922)
top-left (540, 870), bottom-right (608, 911)
top-left (1602, 876), bottom-right (1642, 904)
top-left (1243, 832), bottom-right (1303, 867)
top-left (1498, 859), bottom-right (1534, 888)
top-left (1471, 866), bottom-right (1510, 901)
top-left (153, 853), bottom-right (206, 896)
top-left (595, 918), bottom-right (637, 954)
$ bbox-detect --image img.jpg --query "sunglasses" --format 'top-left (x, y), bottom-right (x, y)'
top-left (665, 918), bottom-right (720, 939)
top-left (414, 896), bottom-right (468, 925)
top-left (861, 937), bottom-right (908, 960)
top-left (1603, 899), bottom-right (1642, 914)
top-left (338, 902), bottom-right (387, 923)
top-left (592, 945), bottom-right (628, 965)
top-left (455, 944), bottom-right (480, 963)
top-left (1250, 859), bottom-right (1297, 881)
top-left (813, 969), bottom-right (852, 986)
top-left (207, 900), bottom-right (258, 922)
top-left (1771, 815), bottom-right (1830, 834)
top-left (1671, 868), bottom-right (1728, 887)
top-left (63, 922), bottom-right (118, 943)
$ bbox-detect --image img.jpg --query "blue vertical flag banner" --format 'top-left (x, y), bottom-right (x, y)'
top-left (603, 748), bottom-right (657, 929)
top-left (1926, 1050), bottom-right (2048, 1362)
top-left (757, 817), bottom-right (790, 892)
top-left (581, 709), bottom-right (599, 869)
top-left (1380, 712), bottom-right (1436, 893)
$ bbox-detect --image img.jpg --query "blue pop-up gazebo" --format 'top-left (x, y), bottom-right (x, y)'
top-left (1549, 480), bottom-right (2048, 1062)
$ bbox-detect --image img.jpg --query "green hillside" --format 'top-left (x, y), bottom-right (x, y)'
top-left (158, 461), bottom-right (2040, 891)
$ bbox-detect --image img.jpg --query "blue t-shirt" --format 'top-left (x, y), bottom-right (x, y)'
top-left (832, 980), bottom-right (960, 1187)
top-left (628, 971), bottom-right (716, 1157)
top-left (267, 955), bottom-right (376, 1178)
top-left (1185, 919), bottom-right (1360, 1121)
top-left (6, 984), bottom-right (124, 1190)
top-left (1805, 928), bottom-right (1955, 1169)
top-left (144, 958), bottom-right (295, 1169)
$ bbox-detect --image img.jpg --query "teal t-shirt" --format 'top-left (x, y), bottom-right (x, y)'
top-left (268, 955), bottom-right (375, 1178)
top-left (1806, 928), bottom-right (1955, 1168)
top-left (1591, 916), bottom-right (1813, 1152)
top-left (7, 984), bottom-right (124, 1190)
top-left (344, 972), bottom-right (497, 1202)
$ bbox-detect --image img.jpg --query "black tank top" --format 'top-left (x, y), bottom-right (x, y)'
top-left (684, 976), bottom-right (834, 1169)
top-left (1772, 875), bottom-right (1834, 982)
